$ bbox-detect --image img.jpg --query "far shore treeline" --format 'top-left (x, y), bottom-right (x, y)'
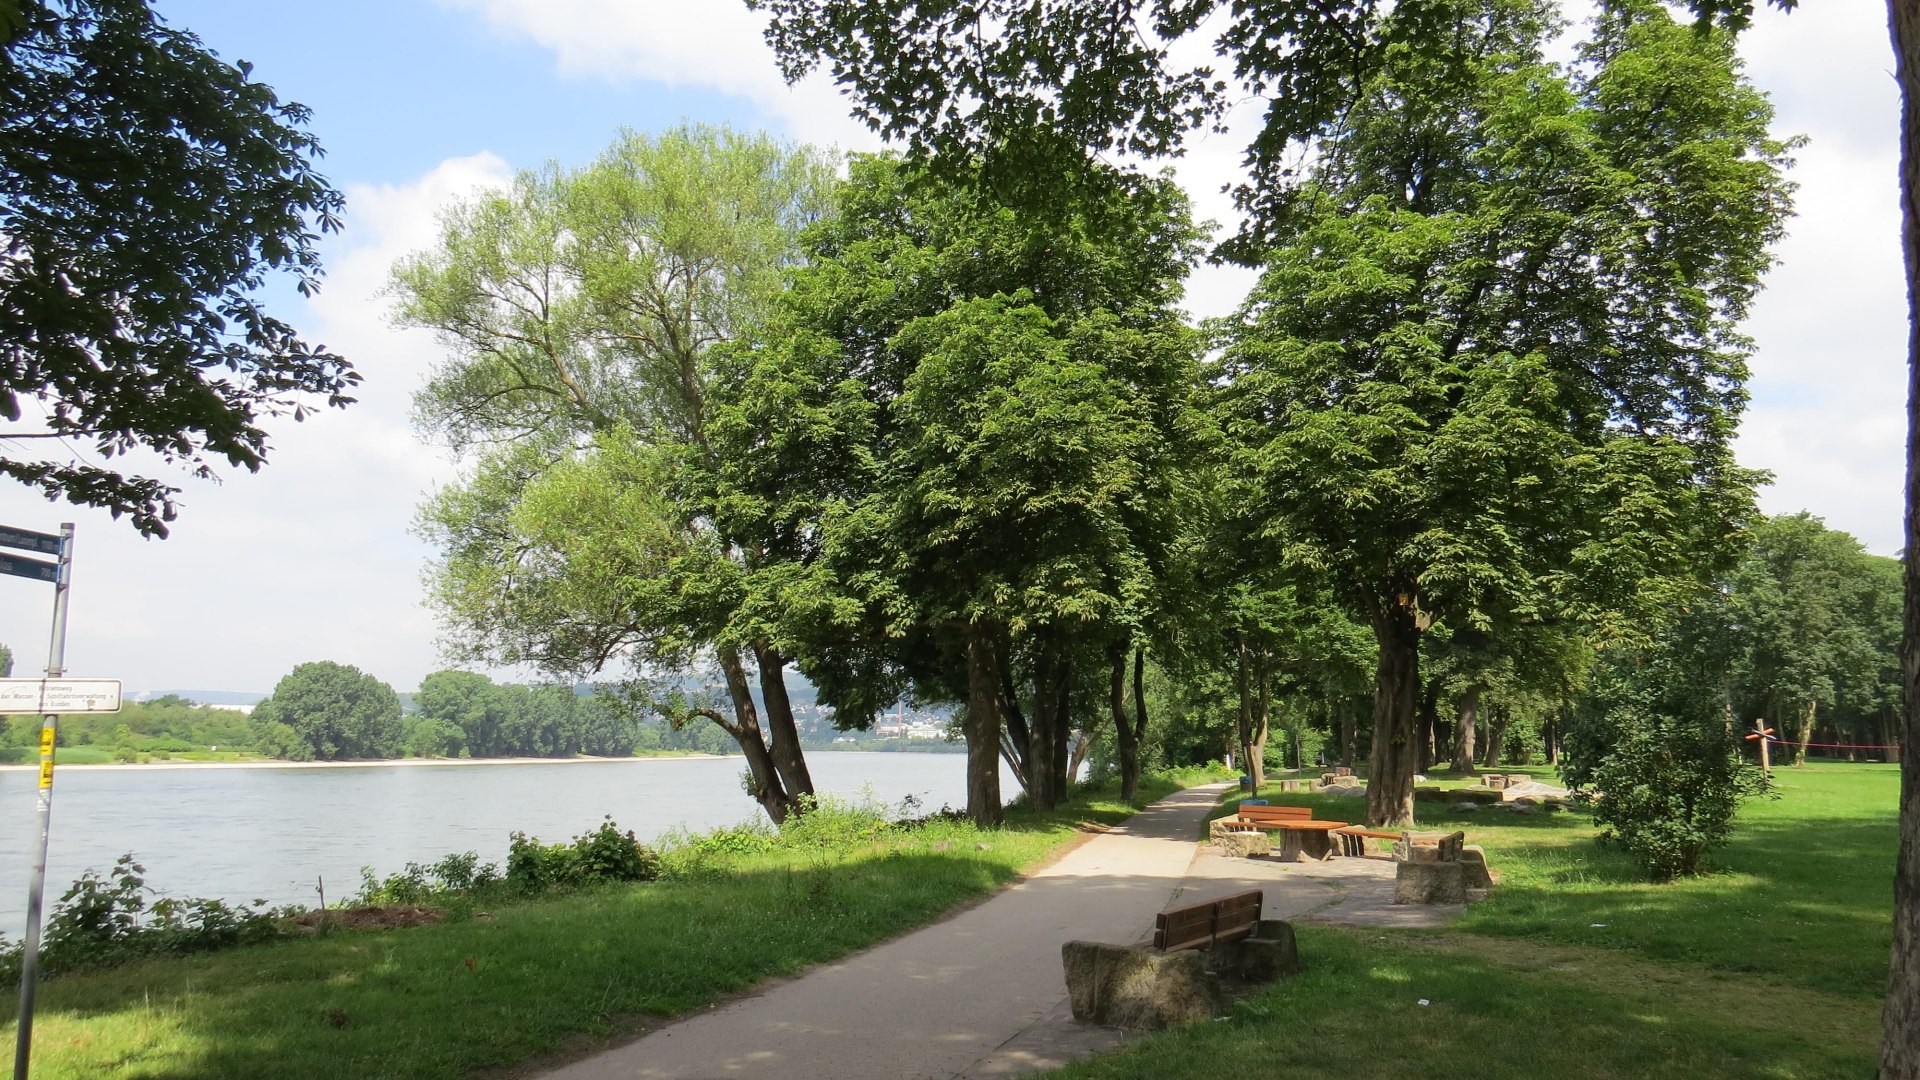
top-left (0, 663), bottom-right (956, 764)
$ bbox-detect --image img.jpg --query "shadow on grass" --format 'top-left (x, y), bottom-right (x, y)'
top-left (8, 781), bottom-right (1231, 1080)
top-left (1037, 924), bottom-right (1879, 1080)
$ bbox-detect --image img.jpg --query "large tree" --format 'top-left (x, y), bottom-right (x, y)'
top-left (394, 126), bottom-right (835, 823)
top-left (750, 0), bottom-right (1919, 1059)
top-left (1215, 0), bottom-right (1786, 826)
top-left (0, 0), bottom-right (357, 535)
top-left (710, 154), bottom-right (1204, 824)
top-left (1729, 513), bottom-right (1892, 765)
top-left (250, 661), bottom-right (403, 762)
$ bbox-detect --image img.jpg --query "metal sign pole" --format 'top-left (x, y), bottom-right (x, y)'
top-left (14, 522), bottom-right (73, 1080)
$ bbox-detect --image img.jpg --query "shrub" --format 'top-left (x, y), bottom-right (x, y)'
top-left (1563, 604), bottom-right (1766, 880)
top-left (0, 854), bottom-right (288, 982)
top-left (778, 791), bottom-right (894, 850)
top-left (506, 818), bottom-right (661, 894)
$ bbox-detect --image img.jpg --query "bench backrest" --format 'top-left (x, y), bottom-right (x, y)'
top-left (1153, 889), bottom-right (1263, 951)
top-left (1400, 830), bottom-right (1467, 862)
top-left (1237, 804), bottom-right (1313, 823)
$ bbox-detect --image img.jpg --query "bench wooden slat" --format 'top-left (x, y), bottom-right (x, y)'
top-left (1153, 888), bottom-right (1263, 951)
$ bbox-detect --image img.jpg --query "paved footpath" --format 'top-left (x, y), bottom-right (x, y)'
top-left (541, 784), bottom-right (1233, 1080)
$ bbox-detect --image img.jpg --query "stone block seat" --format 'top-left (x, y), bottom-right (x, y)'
top-left (1062, 889), bottom-right (1301, 1032)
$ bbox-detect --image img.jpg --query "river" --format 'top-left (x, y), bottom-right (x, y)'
top-left (0, 752), bottom-right (1011, 937)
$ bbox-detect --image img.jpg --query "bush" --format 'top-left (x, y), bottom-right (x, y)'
top-left (0, 855), bottom-right (287, 982)
top-left (1564, 605), bottom-right (1766, 880)
top-left (506, 818), bottom-right (661, 894)
top-left (778, 791), bottom-right (895, 850)
top-left (353, 850), bottom-right (501, 907)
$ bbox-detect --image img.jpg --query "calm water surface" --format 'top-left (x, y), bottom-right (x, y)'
top-left (0, 752), bottom-right (1006, 936)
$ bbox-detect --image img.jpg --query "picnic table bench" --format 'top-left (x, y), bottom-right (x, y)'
top-left (1332, 826), bottom-right (1402, 857)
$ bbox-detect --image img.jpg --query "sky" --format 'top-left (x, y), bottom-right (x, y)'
top-left (0, 0), bottom-right (1905, 696)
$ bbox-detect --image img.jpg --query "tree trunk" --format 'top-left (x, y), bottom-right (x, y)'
top-left (1107, 642), bottom-right (1131, 794)
top-left (717, 644), bottom-right (795, 824)
top-left (752, 640), bottom-right (815, 807)
top-left (1451, 684), bottom-right (1481, 774)
top-left (965, 621), bottom-right (1004, 828)
top-left (1890, 4), bottom-right (1920, 1070)
top-left (1339, 695), bottom-right (1357, 769)
top-left (998, 660), bottom-right (1033, 798)
top-left (1235, 638), bottom-right (1255, 793)
top-left (1889, 708), bottom-right (1904, 765)
top-left (1481, 707), bottom-right (1509, 769)
top-left (1028, 643), bottom-right (1060, 811)
top-left (1051, 653), bottom-right (1073, 803)
top-left (1365, 600), bottom-right (1423, 828)
top-left (1123, 646), bottom-right (1147, 802)
top-left (1787, 699), bottom-right (1817, 767)
top-left (1250, 650), bottom-right (1272, 790)
top-left (1417, 677), bottom-right (1439, 773)
top-left (1544, 712), bottom-right (1559, 766)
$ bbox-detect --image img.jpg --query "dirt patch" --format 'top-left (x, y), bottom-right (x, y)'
top-left (291, 905), bottom-right (448, 932)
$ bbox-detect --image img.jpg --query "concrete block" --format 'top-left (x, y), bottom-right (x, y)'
top-left (1394, 860), bottom-right (1468, 905)
top-left (1061, 941), bottom-right (1220, 1031)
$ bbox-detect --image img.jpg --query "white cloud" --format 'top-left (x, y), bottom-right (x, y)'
top-left (0, 153), bottom-right (514, 693)
top-left (436, 0), bottom-right (883, 152)
top-left (1736, 3), bottom-right (1906, 555)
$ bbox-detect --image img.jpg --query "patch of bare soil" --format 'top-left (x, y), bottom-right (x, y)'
top-left (290, 905), bottom-right (448, 932)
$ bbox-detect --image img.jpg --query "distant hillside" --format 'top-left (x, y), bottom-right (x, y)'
top-left (133, 690), bottom-right (267, 707)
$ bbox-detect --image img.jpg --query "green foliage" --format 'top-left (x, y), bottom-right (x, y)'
top-left (352, 851), bottom-right (501, 907)
top-left (0, 855), bottom-right (284, 982)
top-left (777, 791), bottom-right (896, 849)
top-left (504, 818), bottom-right (663, 895)
top-left (0, 0), bottom-right (358, 534)
top-left (0, 641), bottom-right (11, 677)
top-left (1565, 602), bottom-right (1765, 878)
top-left (249, 661), bottom-right (403, 761)
top-left (9, 694), bottom-right (257, 754)
top-left (1725, 513), bottom-right (1900, 762)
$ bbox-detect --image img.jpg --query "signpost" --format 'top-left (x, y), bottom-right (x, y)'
top-left (0, 679), bottom-right (122, 715)
top-left (0, 522), bottom-right (101, 1080)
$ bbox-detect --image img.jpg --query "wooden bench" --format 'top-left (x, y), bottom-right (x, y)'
top-left (1229, 804), bottom-right (1313, 828)
top-left (1333, 826), bottom-right (1401, 857)
top-left (1153, 889), bottom-right (1264, 952)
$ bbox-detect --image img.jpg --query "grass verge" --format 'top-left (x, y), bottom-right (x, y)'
top-left (1063, 761), bottom-right (1893, 1080)
top-left (3, 770), bottom-right (1225, 1079)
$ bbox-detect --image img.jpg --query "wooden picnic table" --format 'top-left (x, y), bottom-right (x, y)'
top-left (1267, 819), bottom-right (1349, 862)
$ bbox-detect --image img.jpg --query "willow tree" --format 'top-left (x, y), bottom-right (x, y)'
top-left (394, 125), bottom-right (836, 823)
top-left (1215, 0), bottom-right (1788, 827)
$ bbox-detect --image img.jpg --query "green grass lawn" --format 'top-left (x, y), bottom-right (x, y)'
top-left (3, 772), bottom-right (1222, 1079)
top-left (1050, 761), bottom-right (1894, 1080)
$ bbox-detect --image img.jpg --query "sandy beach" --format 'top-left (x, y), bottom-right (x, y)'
top-left (0, 753), bottom-right (734, 774)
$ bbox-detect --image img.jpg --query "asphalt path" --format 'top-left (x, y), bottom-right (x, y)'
top-left (540, 783), bottom-right (1234, 1080)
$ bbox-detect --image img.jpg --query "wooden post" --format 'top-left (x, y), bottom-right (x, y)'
top-left (1748, 719), bottom-right (1774, 788)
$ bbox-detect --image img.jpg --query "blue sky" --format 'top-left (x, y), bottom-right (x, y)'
top-left (0, 0), bottom-right (1905, 694)
top-left (159, 0), bottom-right (765, 186)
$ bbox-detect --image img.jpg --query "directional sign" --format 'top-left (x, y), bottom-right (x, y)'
top-left (0, 527), bottom-right (61, 557)
top-left (0, 679), bottom-right (122, 714)
top-left (0, 553), bottom-right (58, 584)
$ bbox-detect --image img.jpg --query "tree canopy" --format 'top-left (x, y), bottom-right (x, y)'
top-left (249, 661), bottom-right (402, 762)
top-left (1212, 0), bottom-right (1788, 824)
top-left (0, 0), bottom-right (357, 535)
top-left (395, 125), bottom-right (837, 822)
